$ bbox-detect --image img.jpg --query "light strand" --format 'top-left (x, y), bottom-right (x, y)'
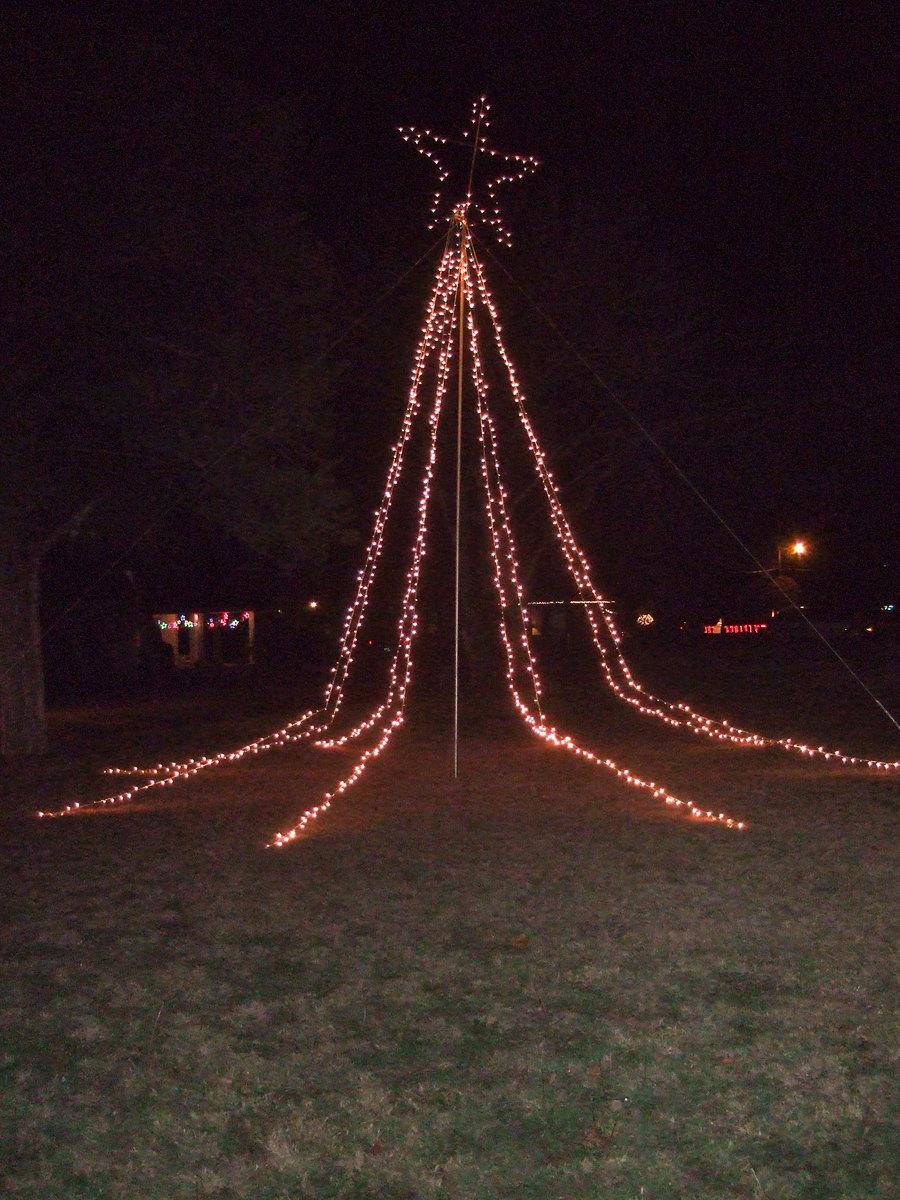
top-left (467, 244), bottom-right (900, 773)
top-left (464, 239), bottom-right (744, 829)
top-left (38, 117), bottom-right (898, 843)
top-left (400, 96), bottom-right (540, 245)
top-left (38, 230), bottom-right (467, 829)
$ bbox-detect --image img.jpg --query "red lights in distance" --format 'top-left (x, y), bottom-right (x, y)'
top-left (704, 622), bottom-right (768, 635)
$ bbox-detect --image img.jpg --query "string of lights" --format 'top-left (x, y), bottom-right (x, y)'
top-left (39, 229), bottom-right (465, 826)
top-left (271, 229), bottom-right (468, 842)
top-left (400, 96), bottom-right (540, 245)
top-left (464, 244), bottom-right (745, 829)
top-left (38, 101), bottom-right (898, 843)
top-left (155, 612), bottom-right (253, 631)
top-left (467, 247), bottom-right (900, 771)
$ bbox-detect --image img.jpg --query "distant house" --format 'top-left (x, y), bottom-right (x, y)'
top-left (524, 599), bottom-right (616, 643)
top-left (152, 610), bottom-right (256, 667)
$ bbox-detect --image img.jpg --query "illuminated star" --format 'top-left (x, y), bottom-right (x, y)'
top-left (399, 96), bottom-right (540, 244)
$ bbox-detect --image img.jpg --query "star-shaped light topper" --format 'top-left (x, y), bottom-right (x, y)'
top-left (399, 96), bottom-right (540, 245)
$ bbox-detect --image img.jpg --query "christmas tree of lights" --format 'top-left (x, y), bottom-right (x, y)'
top-left (40, 98), bottom-right (899, 842)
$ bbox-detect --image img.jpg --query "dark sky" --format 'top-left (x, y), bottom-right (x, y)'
top-left (9, 1), bottom-right (898, 610)
top-left (183, 2), bottom-right (895, 320)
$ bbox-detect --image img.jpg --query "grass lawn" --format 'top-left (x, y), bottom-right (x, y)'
top-left (1, 647), bottom-right (898, 1199)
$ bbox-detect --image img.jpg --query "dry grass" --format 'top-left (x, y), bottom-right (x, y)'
top-left (1, 651), bottom-right (898, 1198)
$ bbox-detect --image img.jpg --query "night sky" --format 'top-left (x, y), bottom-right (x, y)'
top-left (8, 2), bottom-right (897, 617)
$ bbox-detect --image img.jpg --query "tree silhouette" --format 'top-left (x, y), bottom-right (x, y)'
top-left (1, 14), bottom-right (351, 755)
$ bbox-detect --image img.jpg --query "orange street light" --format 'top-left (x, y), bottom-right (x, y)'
top-left (777, 539), bottom-right (810, 571)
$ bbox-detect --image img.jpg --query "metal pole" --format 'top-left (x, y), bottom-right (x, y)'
top-left (453, 223), bottom-right (467, 778)
top-left (453, 105), bottom-right (483, 780)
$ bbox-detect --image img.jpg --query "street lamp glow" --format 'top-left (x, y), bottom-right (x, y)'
top-left (791, 541), bottom-right (807, 557)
